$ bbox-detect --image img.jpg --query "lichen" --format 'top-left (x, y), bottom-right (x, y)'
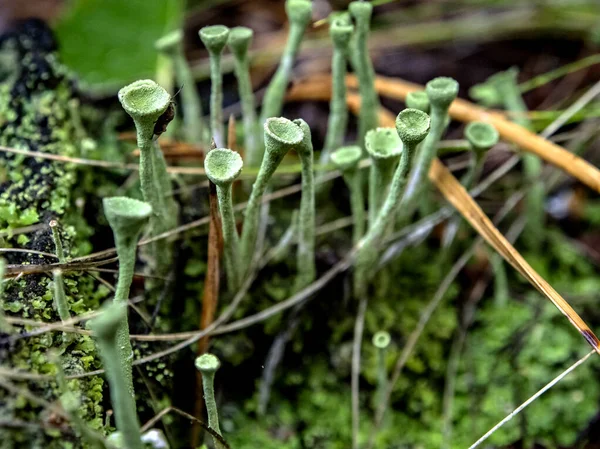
top-left (0, 20), bottom-right (107, 448)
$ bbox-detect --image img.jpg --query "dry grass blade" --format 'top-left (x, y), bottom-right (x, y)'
top-left (429, 159), bottom-right (600, 352)
top-left (287, 75), bottom-right (600, 193)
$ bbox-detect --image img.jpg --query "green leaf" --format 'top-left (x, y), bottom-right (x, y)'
top-left (54, 0), bottom-right (183, 91)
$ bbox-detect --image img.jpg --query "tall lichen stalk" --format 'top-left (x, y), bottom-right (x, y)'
top-left (322, 17), bottom-right (354, 159)
top-left (293, 118), bottom-right (316, 290)
top-left (204, 148), bottom-right (244, 291)
top-left (331, 146), bottom-right (365, 245)
top-left (240, 117), bottom-right (304, 271)
top-left (354, 109), bottom-right (430, 298)
top-left (200, 25), bottom-right (230, 147)
top-left (228, 27), bottom-right (260, 166)
top-left (397, 77), bottom-right (459, 225)
top-left (349, 1), bottom-right (380, 145)
top-left (259, 0), bottom-right (312, 126)
top-left (91, 303), bottom-right (144, 449)
top-left (118, 80), bottom-right (179, 280)
top-left (103, 197), bottom-right (152, 399)
top-left (155, 30), bottom-right (205, 144)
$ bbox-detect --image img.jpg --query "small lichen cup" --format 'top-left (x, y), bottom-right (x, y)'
top-left (240, 117), bottom-right (304, 269)
top-left (331, 145), bottom-right (365, 245)
top-left (204, 148), bottom-right (244, 291)
top-left (365, 127), bottom-right (403, 226)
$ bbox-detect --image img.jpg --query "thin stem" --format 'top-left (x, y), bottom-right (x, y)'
top-left (260, 25), bottom-right (303, 122)
top-left (322, 21), bottom-right (352, 158)
top-left (351, 297), bottom-right (368, 449)
top-left (52, 270), bottom-right (71, 323)
top-left (92, 304), bottom-right (143, 449)
top-left (50, 220), bottom-right (66, 263)
top-left (216, 185), bottom-right (241, 291)
top-left (240, 155), bottom-right (283, 269)
top-left (195, 354), bottom-right (226, 449)
top-left (229, 28), bottom-right (259, 166)
top-left (174, 52), bottom-right (205, 144)
top-left (349, 1), bottom-right (379, 144)
top-left (354, 140), bottom-right (417, 297)
top-left (209, 52), bottom-right (225, 147)
top-left (347, 170), bottom-right (366, 245)
top-left (294, 119), bottom-right (316, 291)
top-left (259, 0), bottom-right (311, 124)
top-left (468, 350), bottom-right (595, 449)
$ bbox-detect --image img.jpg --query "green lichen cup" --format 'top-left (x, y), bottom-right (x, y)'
top-left (464, 121), bottom-right (499, 152)
top-left (395, 108), bottom-right (431, 146)
top-left (204, 148), bottom-right (243, 187)
top-left (365, 127), bottom-right (403, 162)
top-left (372, 330), bottom-right (391, 349)
top-left (330, 145), bottom-right (362, 171)
top-left (264, 117), bottom-right (304, 158)
top-left (118, 80), bottom-right (171, 138)
top-left (154, 29), bottom-right (182, 55)
top-left (406, 91), bottom-right (430, 113)
top-left (228, 26), bottom-right (253, 59)
top-left (103, 197), bottom-right (153, 241)
top-left (425, 77), bottom-right (459, 109)
top-left (286, 0), bottom-right (313, 26)
top-left (199, 25), bottom-right (230, 54)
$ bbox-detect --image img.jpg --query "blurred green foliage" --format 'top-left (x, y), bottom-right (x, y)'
top-left (54, 0), bottom-right (183, 90)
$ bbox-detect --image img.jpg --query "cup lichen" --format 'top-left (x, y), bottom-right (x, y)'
top-left (195, 353), bottom-right (226, 449)
top-left (204, 148), bottom-right (244, 291)
top-left (292, 118), bottom-right (316, 291)
top-left (103, 196), bottom-right (152, 399)
top-left (91, 302), bottom-right (144, 449)
top-left (200, 25), bottom-right (230, 147)
top-left (228, 26), bottom-right (259, 166)
top-left (240, 117), bottom-right (304, 270)
top-left (259, 0), bottom-right (312, 127)
top-left (365, 127), bottom-right (403, 226)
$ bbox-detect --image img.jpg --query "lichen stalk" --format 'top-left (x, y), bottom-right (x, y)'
top-left (228, 27), bottom-right (260, 166)
top-left (204, 148), bottom-right (244, 291)
top-left (330, 146), bottom-right (365, 245)
top-left (372, 331), bottom-right (391, 409)
top-left (349, 1), bottom-right (380, 145)
top-left (354, 109), bottom-right (430, 297)
top-left (118, 79), bottom-right (176, 278)
top-left (200, 25), bottom-right (230, 148)
top-left (398, 77), bottom-right (459, 225)
top-left (240, 117), bottom-right (304, 270)
top-left (52, 269), bottom-right (71, 323)
top-left (292, 119), bottom-right (316, 291)
top-left (49, 219), bottom-right (66, 263)
top-left (322, 18), bottom-right (354, 159)
top-left (91, 303), bottom-right (144, 449)
top-left (494, 69), bottom-right (543, 249)
top-left (155, 30), bottom-right (205, 144)
top-left (195, 354), bottom-right (227, 449)
top-left (103, 196), bottom-right (152, 400)
top-left (365, 127), bottom-right (403, 226)
top-left (259, 0), bottom-right (312, 125)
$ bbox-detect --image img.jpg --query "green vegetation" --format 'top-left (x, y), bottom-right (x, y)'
top-left (2, 3), bottom-right (600, 449)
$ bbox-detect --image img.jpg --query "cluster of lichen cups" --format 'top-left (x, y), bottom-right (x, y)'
top-left (85, 1), bottom-right (507, 446)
